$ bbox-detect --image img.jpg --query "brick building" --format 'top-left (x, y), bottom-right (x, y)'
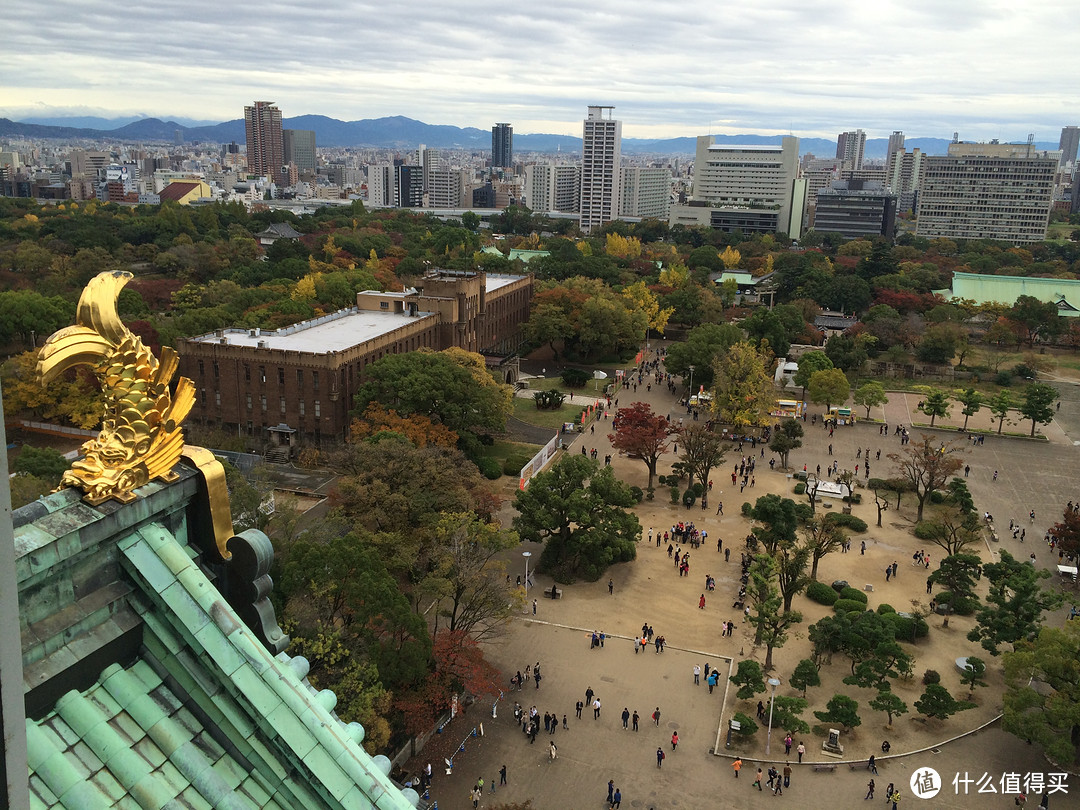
top-left (178, 270), bottom-right (532, 448)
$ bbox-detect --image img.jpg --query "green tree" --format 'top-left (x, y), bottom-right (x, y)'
top-left (12, 446), bottom-right (69, 487)
top-left (768, 418), bottom-right (804, 469)
top-left (917, 387), bottom-right (951, 426)
top-left (1002, 621), bottom-right (1080, 766)
top-left (676, 423), bottom-right (730, 493)
top-left (887, 435), bottom-right (964, 521)
top-left (461, 211), bottom-right (480, 231)
top-left (791, 350), bottom-right (833, 401)
top-left (710, 342), bottom-right (777, 427)
top-left (852, 381), bottom-right (888, 419)
top-left (608, 401), bottom-right (671, 488)
top-left (959, 656), bottom-right (988, 698)
top-left (824, 333), bottom-right (870, 373)
top-left (802, 514), bottom-right (846, 580)
top-left (915, 323), bottom-right (961, 364)
top-left (353, 348), bottom-right (513, 440)
top-left (813, 694), bottom-right (861, 731)
top-left (729, 659), bottom-right (767, 700)
top-left (746, 553), bottom-right (802, 669)
top-left (747, 494), bottom-right (801, 555)
top-left (789, 659), bottom-right (821, 697)
top-left (1008, 295), bottom-right (1064, 345)
top-left (807, 368), bottom-right (850, 412)
top-left (771, 696), bottom-right (811, 735)
top-left (986, 390), bottom-right (1014, 435)
top-left (869, 689), bottom-right (908, 728)
top-left (1019, 382), bottom-right (1058, 438)
top-left (513, 455), bottom-right (640, 582)
top-left (663, 323), bottom-right (743, 388)
top-left (743, 308), bottom-right (794, 357)
top-left (954, 388), bottom-right (984, 431)
top-left (968, 550), bottom-right (1064, 656)
top-left (914, 683), bottom-right (975, 721)
top-left (843, 639), bottom-right (913, 691)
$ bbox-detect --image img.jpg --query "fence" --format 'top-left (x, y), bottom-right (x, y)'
top-left (519, 432), bottom-right (560, 490)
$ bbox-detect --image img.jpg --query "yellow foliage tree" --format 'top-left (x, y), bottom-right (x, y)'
top-left (622, 281), bottom-right (674, 335)
top-left (709, 342), bottom-right (777, 427)
top-left (576, 241), bottom-right (593, 257)
top-left (719, 246), bottom-right (741, 269)
top-left (350, 403), bottom-right (459, 449)
top-left (605, 233), bottom-right (643, 259)
top-left (658, 263), bottom-right (689, 287)
top-left (753, 254), bottom-right (775, 277)
top-left (292, 273), bottom-right (319, 301)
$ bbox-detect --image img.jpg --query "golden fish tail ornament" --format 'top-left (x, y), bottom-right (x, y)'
top-left (37, 270), bottom-right (194, 504)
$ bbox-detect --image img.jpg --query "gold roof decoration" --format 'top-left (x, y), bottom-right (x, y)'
top-left (38, 271), bottom-right (196, 505)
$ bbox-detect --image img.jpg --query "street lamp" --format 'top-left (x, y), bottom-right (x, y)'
top-left (522, 551), bottom-right (532, 613)
top-left (688, 365), bottom-right (695, 397)
top-left (765, 677), bottom-right (781, 755)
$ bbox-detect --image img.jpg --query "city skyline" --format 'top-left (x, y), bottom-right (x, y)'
top-left (3, 0), bottom-right (1077, 141)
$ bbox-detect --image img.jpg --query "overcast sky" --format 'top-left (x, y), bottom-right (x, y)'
top-left (2, 0), bottom-right (1076, 141)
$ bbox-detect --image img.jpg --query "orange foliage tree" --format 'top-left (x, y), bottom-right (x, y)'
top-left (350, 403), bottom-right (459, 448)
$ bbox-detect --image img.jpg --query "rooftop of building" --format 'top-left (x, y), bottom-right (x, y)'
top-left (186, 306), bottom-right (437, 353)
top-left (157, 181), bottom-right (204, 202)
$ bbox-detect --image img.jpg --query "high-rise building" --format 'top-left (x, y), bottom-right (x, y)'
top-left (367, 164), bottom-right (393, 206)
top-left (835, 129), bottom-right (866, 170)
top-left (814, 180), bottom-right (897, 240)
top-left (395, 165), bottom-right (425, 207)
top-left (579, 106), bottom-right (622, 233)
top-left (887, 131), bottom-right (905, 166)
top-left (283, 129), bottom-right (316, 174)
top-left (669, 136), bottom-right (801, 236)
top-left (620, 166), bottom-right (671, 219)
top-left (1059, 126), bottom-right (1080, 166)
top-left (492, 123), bottom-right (513, 168)
top-left (885, 147), bottom-right (926, 212)
top-left (916, 142), bottom-right (1059, 244)
top-left (526, 163), bottom-right (580, 213)
top-left (244, 101), bottom-right (284, 182)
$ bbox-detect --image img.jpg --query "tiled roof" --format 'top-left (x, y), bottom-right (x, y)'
top-left (25, 517), bottom-right (420, 810)
top-left (158, 182), bottom-right (202, 202)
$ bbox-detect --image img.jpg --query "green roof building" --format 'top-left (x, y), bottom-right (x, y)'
top-left (947, 271), bottom-right (1080, 316)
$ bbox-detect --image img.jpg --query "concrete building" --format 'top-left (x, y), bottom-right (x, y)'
top-left (580, 106), bottom-right (622, 232)
top-left (916, 142), bottom-right (1059, 244)
top-left (283, 128), bottom-right (316, 174)
top-left (526, 163), bottom-right (580, 213)
top-left (813, 179), bottom-right (897, 240)
top-left (835, 129), bottom-right (866, 170)
top-left (886, 131), bottom-right (905, 167)
top-left (244, 101), bottom-right (285, 183)
top-left (1059, 126), bottom-right (1080, 167)
top-left (179, 269), bottom-right (533, 445)
top-left (620, 166), bottom-right (671, 219)
top-left (395, 164), bottom-right (425, 207)
top-left (885, 147), bottom-right (926, 213)
top-left (426, 167), bottom-right (469, 208)
top-left (492, 123), bottom-right (513, 168)
top-left (671, 136), bottom-right (801, 236)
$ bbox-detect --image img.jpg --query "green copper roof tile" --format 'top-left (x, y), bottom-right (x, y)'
top-left (192, 621), bottom-right (244, 677)
top-left (28, 774), bottom-right (56, 808)
top-left (25, 722), bottom-right (107, 808)
top-left (101, 665), bottom-right (168, 731)
top-left (228, 664), bottom-right (284, 718)
top-left (341, 785), bottom-right (379, 809)
top-left (120, 537), bottom-right (178, 594)
top-left (129, 658), bottom-right (164, 691)
top-left (238, 776), bottom-right (270, 805)
top-left (301, 742), bottom-right (353, 802)
top-left (178, 786), bottom-right (214, 810)
top-left (158, 581), bottom-right (210, 636)
top-left (27, 542), bottom-right (60, 576)
top-left (264, 703), bottom-right (317, 758)
top-left (115, 796), bottom-right (141, 810)
top-left (176, 565), bottom-right (216, 611)
top-left (243, 735), bottom-right (287, 781)
top-left (156, 538), bottom-right (194, 577)
top-left (68, 740), bottom-right (100, 775)
top-left (155, 759), bottom-right (190, 795)
top-left (210, 754), bottom-right (245, 789)
top-left (90, 768), bottom-right (126, 803)
top-left (112, 710), bottom-right (145, 745)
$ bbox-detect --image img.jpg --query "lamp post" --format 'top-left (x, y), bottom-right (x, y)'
top-left (688, 364), bottom-right (695, 397)
top-left (765, 677), bottom-right (781, 755)
top-left (522, 551), bottom-right (532, 613)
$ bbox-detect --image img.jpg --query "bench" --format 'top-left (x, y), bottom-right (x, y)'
top-left (849, 763), bottom-right (869, 771)
top-left (812, 764), bottom-right (836, 773)
top-left (545, 586), bottom-right (562, 599)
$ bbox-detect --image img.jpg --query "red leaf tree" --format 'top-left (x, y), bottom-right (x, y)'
top-left (1049, 509), bottom-right (1080, 559)
top-left (608, 401), bottom-right (671, 489)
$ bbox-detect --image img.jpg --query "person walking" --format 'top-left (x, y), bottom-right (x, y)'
top-left (621, 708), bottom-right (630, 729)
top-left (632, 710), bottom-right (639, 731)
top-left (884, 783), bottom-right (894, 804)
top-left (607, 779), bottom-right (615, 805)
top-left (865, 778), bottom-right (875, 800)
top-left (608, 579), bottom-right (614, 595)
top-left (611, 788), bottom-right (621, 809)
top-left (593, 698), bottom-right (602, 719)
top-left (732, 757), bottom-right (742, 778)
top-left (549, 741), bottom-right (557, 760)
top-left (575, 700), bottom-right (583, 719)
top-left (868, 754), bottom-right (877, 774)
top-left (653, 707), bottom-right (661, 725)
top-left (656, 747), bottom-right (665, 768)
top-left (699, 593), bottom-right (706, 609)
top-left (586, 686), bottom-right (594, 705)
top-left (889, 789), bottom-right (900, 810)
top-left (753, 768), bottom-right (764, 791)
top-left (784, 734), bottom-right (793, 755)
top-left (671, 731), bottom-right (679, 751)
top-left (783, 762), bottom-right (792, 788)
top-left (532, 598), bottom-right (537, 615)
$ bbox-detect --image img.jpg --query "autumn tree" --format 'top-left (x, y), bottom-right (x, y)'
top-left (710, 341), bottom-right (777, 427)
top-left (350, 403), bottom-right (459, 448)
top-left (968, 550), bottom-right (1063, 656)
top-left (807, 368), bottom-right (850, 413)
top-left (608, 402), bottom-right (671, 488)
top-left (1, 349), bottom-right (104, 429)
top-left (987, 390), bottom-right (1014, 435)
top-left (1019, 382), bottom-right (1058, 438)
top-left (675, 423), bottom-right (729, 493)
top-left (513, 454), bottom-right (640, 582)
top-left (1048, 508), bottom-right (1080, 558)
top-left (622, 280), bottom-right (674, 338)
top-left (887, 435), bottom-right (964, 521)
top-left (853, 381), bottom-right (889, 419)
top-left (768, 418), bottom-right (803, 469)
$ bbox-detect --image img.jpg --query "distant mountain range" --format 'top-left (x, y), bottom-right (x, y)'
top-left (0, 114), bottom-right (1061, 158)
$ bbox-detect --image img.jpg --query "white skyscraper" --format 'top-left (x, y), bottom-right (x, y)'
top-left (579, 106), bottom-right (622, 233)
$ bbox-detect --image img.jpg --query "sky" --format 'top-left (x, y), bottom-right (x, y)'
top-left (2, 0), bottom-right (1077, 141)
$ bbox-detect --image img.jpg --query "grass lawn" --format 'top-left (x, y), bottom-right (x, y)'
top-left (512, 397), bottom-right (593, 430)
top-left (481, 438), bottom-right (544, 465)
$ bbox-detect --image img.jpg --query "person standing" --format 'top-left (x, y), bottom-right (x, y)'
top-left (608, 579), bottom-right (614, 595)
top-left (699, 593), bottom-right (706, 609)
top-left (732, 757), bottom-right (742, 778)
top-left (632, 710), bottom-right (639, 731)
top-left (575, 700), bottom-right (583, 719)
top-left (656, 747), bottom-right (665, 768)
top-left (671, 731), bottom-right (679, 751)
top-left (532, 598), bottom-right (537, 615)
top-left (586, 686), bottom-right (594, 705)
top-left (621, 707), bottom-right (630, 729)
top-left (499, 764), bottom-right (507, 786)
top-left (865, 779), bottom-right (875, 800)
top-left (783, 762), bottom-right (792, 788)
top-left (549, 741), bottom-right (557, 760)
top-left (607, 779), bottom-right (615, 805)
top-left (784, 734), bottom-right (792, 755)
top-left (694, 664), bottom-right (701, 685)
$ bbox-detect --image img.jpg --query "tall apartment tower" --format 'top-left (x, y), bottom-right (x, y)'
top-left (887, 131), bottom-right (905, 166)
top-left (580, 106), bottom-right (622, 233)
top-left (835, 129), bottom-right (866, 170)
top-left (1059, 126), bottom-right (1080, 166)
top-left (244, 101), bottom-right (284, 182)
top-left (526, 163), bottom-right (580, 213)
top-left (492, 123), bottom-right (513, 168)
top-left (283, 129), bottom-right (316, 173)
top-left (885, 148), bottom-right (926, 213)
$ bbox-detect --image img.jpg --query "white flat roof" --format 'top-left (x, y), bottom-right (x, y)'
top-left (485, 274), bottom-right (525, 293)
top-left (707, 144), bottom-right (783, 152)
top-left (189, 308), bottom-right (436, 354)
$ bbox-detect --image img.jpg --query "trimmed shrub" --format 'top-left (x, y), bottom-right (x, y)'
top-left (994, 370), bottom-right (1013, 387)
top-left (478, 457), bottom-right (503, 480)
top-left (923, 669), bottom-right (941, 685)
top-left (885, 612), bottom-right (930, 640)
top-left (935, 591), bottom-right (976, 615)
top-left (913, 521), bottom-right (938, 540)
top-left (794, 482), bottom-right (806, 495)
top-left (929, 490), bottom-right (946, 504)
top-left (794, 471), bottom-right (808, 481)
top-left (741, 502), bottom-right (753, 517)
top-left (839, 587), bottom-right (869, 604)
top-left (827, 513), bottom-right (868, 533)
top-left (833, 598), bottom-right (867, 614)
top-left (691, 482), bottom-right (704, 497)
top-left (561, 367), bottom-right (591, 388)
top-left (670, 486), bottom-right (680, 504)
top-left (646, 486), bottom-right (655, 501)
top-left (630, 486), bottom-right (644, 503)
top-left (876, 603), bottom-right (896, 615)
top-left (682, 489), bottom-right (697, 506)
top-left (807, 581), bottom-right (839, 605)
top-left (842, 493), bottom-right (862, 504)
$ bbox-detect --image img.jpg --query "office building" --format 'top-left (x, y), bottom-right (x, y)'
top-left (916, 142), bottom-right (1059, 244)
top-left (244, 101), bottom-right (284, 182)
top-left (814, 179), bottom-right (897, 240)
top-left (885, 147), bottom-right (926, 213)
top-left (1059, 126), bottom-right (1080, 167)
top-left (526, 163), bottom-right (580, 213)
top-left (836, 129), bottom-right (866, 170)
top-left (427, 167), bottom-right (468, 208)
top-left (179, 269), bottom-right (533, 445)
top-left (283, 129), bottom-right (316, 174)
top-left (492, 123), bottom-right (513, 168)
top-left (580, 106), bottom-right (622, 232)
top-left (367, 164), bottom-right (393, 205)
top-left (670, 136), bottom-right (801, 236)
top-left (395, 164), bottom-right (425, 207)
top-left (620, 166), bottom-right (671, 219)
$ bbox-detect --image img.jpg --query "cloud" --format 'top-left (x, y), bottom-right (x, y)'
top-left (1, 0), bottom-right (1075, 139)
